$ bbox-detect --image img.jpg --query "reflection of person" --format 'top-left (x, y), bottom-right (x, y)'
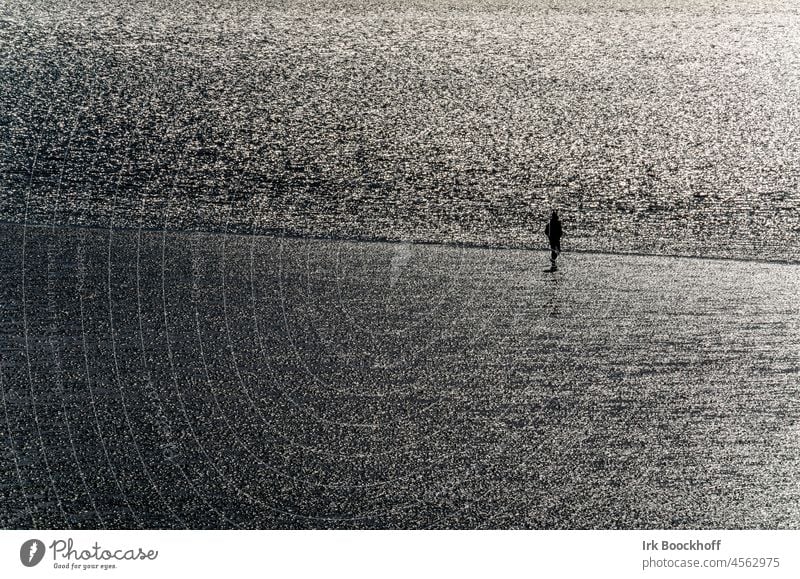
top-left (545, 211), bottom-right (563, 270)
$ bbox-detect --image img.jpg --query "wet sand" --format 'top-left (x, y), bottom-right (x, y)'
top-left (0, 221), bottom-right (798, 528)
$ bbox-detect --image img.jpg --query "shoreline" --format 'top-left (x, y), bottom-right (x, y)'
top-left (2, 218), bottom-right (798, 268)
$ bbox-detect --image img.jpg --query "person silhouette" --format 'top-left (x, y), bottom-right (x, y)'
top-left (545, 210), bottom-right (562, 271)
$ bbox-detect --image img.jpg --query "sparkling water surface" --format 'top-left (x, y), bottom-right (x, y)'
top-left (2, 0), bottom-right (799, 530)
top-left (2, 0), bottom-right (800, 259)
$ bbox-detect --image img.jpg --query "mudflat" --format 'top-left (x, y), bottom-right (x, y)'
top-left (1, 222), bottom-right (797, 528)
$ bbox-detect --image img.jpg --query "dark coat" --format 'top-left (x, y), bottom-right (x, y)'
top-left (545, 219), bottom-right (562, 243)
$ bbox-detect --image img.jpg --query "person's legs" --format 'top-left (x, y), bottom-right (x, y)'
top-left (550, 241), bottom-right (560, 265)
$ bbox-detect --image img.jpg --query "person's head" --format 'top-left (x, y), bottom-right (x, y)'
top-left (551, 210), bottom-right (559, 221)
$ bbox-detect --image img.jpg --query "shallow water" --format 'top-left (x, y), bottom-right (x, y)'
top-left (2, 1), bottom-right (800, 260)
top-left (1, 222), bottom-right (798, 528)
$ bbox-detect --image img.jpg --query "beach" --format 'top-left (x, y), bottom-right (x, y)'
top-left (1, 221), bottom-right (798, 529)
